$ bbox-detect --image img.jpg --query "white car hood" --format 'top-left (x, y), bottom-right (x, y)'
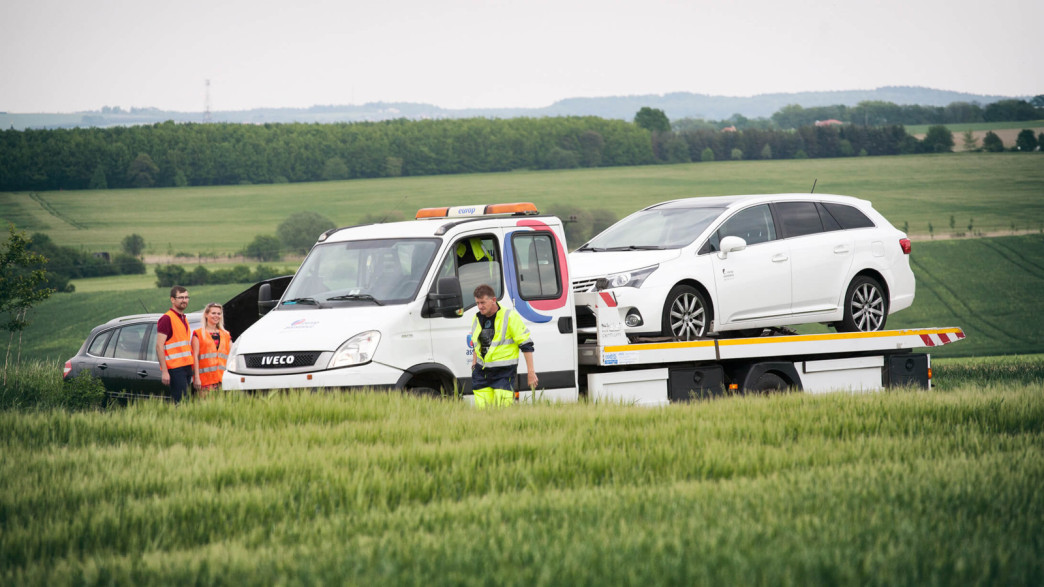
top-left (568, 249), bottom-right (682, 280)
top-left (235, 306), bottom-right (406, 353)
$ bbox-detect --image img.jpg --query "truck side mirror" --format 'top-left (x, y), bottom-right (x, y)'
top-left (426, 277), bottom-right (464, 317)
top-left (258, 282), bottom-right (277, 316)
top-left (717, 236), bottom-right (747, 259)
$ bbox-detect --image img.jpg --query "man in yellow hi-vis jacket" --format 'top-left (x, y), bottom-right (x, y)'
top-left (470, 284), bottom-right (537, 408)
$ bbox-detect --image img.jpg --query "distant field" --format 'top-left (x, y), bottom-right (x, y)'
top-left (905, 119), bottom-right (1044, 135)
top-left (907, 120), bottom-right (1044, 152)
top-left (2, 153), bottom-right (1042, 255)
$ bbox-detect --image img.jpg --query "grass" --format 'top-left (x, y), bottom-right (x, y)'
top-left (2, 370), bottom-right (1042, 585)
top-left (885, 233), bottom-right (1044, 357)
top-left (2, 153), bottom-right (1042, 255)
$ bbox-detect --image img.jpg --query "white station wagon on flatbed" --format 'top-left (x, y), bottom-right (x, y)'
top-left (568, 194), bottom-right (916, 340)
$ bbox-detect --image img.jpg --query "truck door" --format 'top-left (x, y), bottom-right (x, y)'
top-left (425, 231), bottom-right (503, 392)
top-left (424, 222), bottom-right (578, 401)
top-left (502, 222), bottom-right (577, 401)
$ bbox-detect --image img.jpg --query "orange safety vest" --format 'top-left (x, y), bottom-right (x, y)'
top-left (194, 328), bottom-right (231, 387)
top-left (162, 309), bottom-right (194, 369)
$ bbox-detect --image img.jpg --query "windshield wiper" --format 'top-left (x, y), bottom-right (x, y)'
top-left (605, 245), bottom-right (665, 251)
top-left (282, 297), bottom-right (321, 306)
top-left (326, 293), bottom-right (384, 305)
top-left (576, 244), bottom-right (605, 252)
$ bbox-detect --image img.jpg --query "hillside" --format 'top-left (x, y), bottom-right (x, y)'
top-left (0, 86), bottom-right (1022, 130)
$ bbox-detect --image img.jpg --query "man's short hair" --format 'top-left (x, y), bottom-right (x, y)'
top-left (170, 285), bottom-right (188, 298)
top-left (473, 284), bottom-right (495, 299)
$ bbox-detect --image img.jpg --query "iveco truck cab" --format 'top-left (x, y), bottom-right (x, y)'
top-left (222, 203), bottom-right (579, 401)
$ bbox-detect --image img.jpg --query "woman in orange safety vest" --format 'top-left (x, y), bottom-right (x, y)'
top-left (192, 302), bottom-right (232, 397)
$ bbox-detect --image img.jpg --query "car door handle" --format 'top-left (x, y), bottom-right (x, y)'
top-left (834, 245), bottom-right (852, 254)
top-left (97, 363), bottom-right (109, 371)
top-left (771, 254), bottom-right (789, 263)
top-left (137, 370), bottom-right (149, 378)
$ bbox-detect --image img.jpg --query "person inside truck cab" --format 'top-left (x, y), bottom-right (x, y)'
top-left (456, 237), bottom-right (495, 265)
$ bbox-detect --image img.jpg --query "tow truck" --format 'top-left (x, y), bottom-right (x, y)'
top-left (223, 202), bottom-right (965, 404)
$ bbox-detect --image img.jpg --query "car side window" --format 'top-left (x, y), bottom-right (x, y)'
top-left (512, 231), bottom-right (561, 300)
top-left (145, 324), bottom-right (158, 362)
top-left (703, 204), bottom-right (776, 253)
top-left (88, 330), bottom-right (112, 357)
top-left (822, 203), bottom-right (876, 229)
top-left (112, 323), bottom-right (150, 360)
top-left (775, 201), bottom-right (824, 238)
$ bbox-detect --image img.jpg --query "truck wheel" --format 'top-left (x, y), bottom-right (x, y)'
top-left (662, 285), bottom-right (710, 341)
top-left (839, 276), bottom-right (887, 332)
top-left (750, 372), bottom-right (787, 393)
top-left (403, 376), bottom-right (449, 398)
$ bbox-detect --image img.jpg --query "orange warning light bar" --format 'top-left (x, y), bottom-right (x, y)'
top-left (416, 202), bottom-right (539, 219)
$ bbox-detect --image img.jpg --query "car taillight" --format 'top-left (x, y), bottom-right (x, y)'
top-left (899, 238), bottom-right (912, 254)
top-left (63, 360), bottom-right (72, 379)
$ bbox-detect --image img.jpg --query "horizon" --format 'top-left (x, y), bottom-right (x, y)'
top-left (2, 0), bottom-right (1041, 115)
top-left (1, 85), bottom-right (1031, 117)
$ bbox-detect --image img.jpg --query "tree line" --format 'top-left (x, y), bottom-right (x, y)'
top-left (679, 98), bottom-right (1044, 132)
top-left (3, 99), bottom-right (1041, 193)
top-left (0, 117), bottom-right (656, 192)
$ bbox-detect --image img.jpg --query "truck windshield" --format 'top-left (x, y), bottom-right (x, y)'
top-left (281, 238), bottom-right (440, 306)
top-left (578, 206), bottom-right (726, 250)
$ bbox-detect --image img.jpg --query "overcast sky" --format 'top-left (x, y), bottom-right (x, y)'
top-left (2, 0), bottom-right (1041, 114)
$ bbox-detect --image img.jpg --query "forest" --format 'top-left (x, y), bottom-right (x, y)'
top-left (0, 116), bottom-right (938, 192)
top-left (1, 97), bottom-right (1040, 192)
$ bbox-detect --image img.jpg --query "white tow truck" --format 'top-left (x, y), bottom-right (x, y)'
top-left (223, 202), bottom-right (965, 404)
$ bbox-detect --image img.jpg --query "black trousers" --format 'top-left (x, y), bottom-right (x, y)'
top-left (168, 365), bottom-right (193, 403)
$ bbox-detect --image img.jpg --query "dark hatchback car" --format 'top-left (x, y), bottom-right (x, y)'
top-left (62, 276), bottom-right (291, 398)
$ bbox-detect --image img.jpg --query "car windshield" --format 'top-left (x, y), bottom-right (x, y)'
top-left (281, 238), bottom-right (440, 306)
top-left (579, 206), bottom-right (726, 250)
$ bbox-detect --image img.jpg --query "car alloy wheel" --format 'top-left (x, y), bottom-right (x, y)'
top-left (841, 276), bottom-right (887, 332)
top-left (663, 285), bottom-right (709, 341)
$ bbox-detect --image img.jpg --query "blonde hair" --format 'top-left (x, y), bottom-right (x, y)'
top-left (203, 302), bottom-right (225, 331)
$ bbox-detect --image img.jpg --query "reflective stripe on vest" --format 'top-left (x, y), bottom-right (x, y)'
top-left (472, 307), bottom-right (530, 369)
top-left (163, 310), bottom-right (194, 369)
top-left (194, 328), bottom-right (231, 387)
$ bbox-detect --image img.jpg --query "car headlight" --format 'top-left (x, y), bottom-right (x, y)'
top-left (328, 330), bottom-right (381, 369)
top-left (601, 265), bottom-right (658, 289)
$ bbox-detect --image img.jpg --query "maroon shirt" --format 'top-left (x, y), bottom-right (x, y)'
top-left (157, 308), bottom-right (189, 338)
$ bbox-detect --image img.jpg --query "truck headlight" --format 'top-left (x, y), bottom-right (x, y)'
top-left (329, 331), bottom-right (381, 369)
top-left (601, 265), bottom-right (658, 289)
top-left (226, 339), bottom-right (241, 371)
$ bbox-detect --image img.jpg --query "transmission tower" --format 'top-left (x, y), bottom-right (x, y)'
top-left (204, 79), bottom-right (212, 123)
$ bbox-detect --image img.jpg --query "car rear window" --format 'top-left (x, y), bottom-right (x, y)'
top-left (822, 203), bottom-right (876, 229)
top-left (88, 330), bottom-right (112, 356)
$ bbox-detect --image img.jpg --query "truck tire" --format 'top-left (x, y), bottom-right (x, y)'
top-left (839, 276), bottom-right (887, 332)
top-left (750, 372), bottom-right (788, 393)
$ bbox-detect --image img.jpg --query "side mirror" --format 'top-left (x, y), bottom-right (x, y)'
top-left (258, 282), bottom-right (277, 316)
top-left (717, 236), bottom-right (747, 259)
top-left (426, 277), bottom-right (464, 318)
